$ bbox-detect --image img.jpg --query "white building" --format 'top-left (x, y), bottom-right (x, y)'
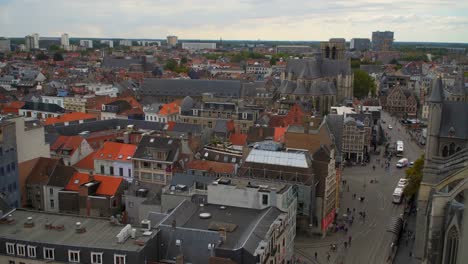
top-left (100, 40), bottom-right (114, 48)
top-left (24, 35), bottom-right (35, 51)
top-left (94, 142), bottom-right (136, 182)
top-left (119, 39), bottom-right (132, 47)
top-left (61, 33), bottom-right (70, 49)
top-left (181, 42), bottom-right (216, 51)
top-left (137, 40), bottom-right (160, 46)
top-left (32, 33), bottom-right (40, 49)
top-left (79, 40), bottom-right (93, 49)
top-left (87, 83), bottom-right (119, 97)
top-left (246, 62), bottom-right (272, 75)
top-left (41, 96), bottom-right (64, 108)
top-left (5, 116), bottom-right (50, 163)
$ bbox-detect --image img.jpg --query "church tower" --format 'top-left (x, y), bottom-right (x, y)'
top-left (425, 77), bottom-right (444, 161)
top-left (320, 39), bottom-right (345, 60)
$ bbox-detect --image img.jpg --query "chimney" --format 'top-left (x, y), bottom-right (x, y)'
top-left (75, 222), bottom-right (86, 233)
top-left (24, 216), bottom-right (34, 228)
top-left (89, 171), bottom-right (94, 182)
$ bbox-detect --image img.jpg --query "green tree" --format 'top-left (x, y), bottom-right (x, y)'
top-left (165, 59), bottom-right (178, 71)
top-left (180, 57), bottom-right (188, 65)
top-left (353, 69), bottom-right (376, 98)
top-left (270, 57), bottom-right (277, 65)
top-left (53, 52), bottom-right (64, 61)
top-left (49, 45), bottom-right (61, 51)
top-left (351, 58), bottom-right (361, 69)
top-left (35, 52), bottom-right (49, 60)
top-left (404, 155), bottom-right (424, 197)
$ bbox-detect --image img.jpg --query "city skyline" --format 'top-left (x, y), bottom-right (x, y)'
top-left (1, 0), bottom-right (468, 43)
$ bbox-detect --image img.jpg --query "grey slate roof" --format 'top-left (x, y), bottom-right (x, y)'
top-left (169, 122), bottom-right (203, 135)
top-left (169, 173), bottom-right (214, 188)
top-left (52, 119), bottom-right (165, 136)
top-left (21, 101), bottom-right (65, 113)
top-left (325, 114), bottom-right (344, 161)
top-left (285, 58), bottom-right (351, 79)
top-left (133, 135), bottom-right (180, 161)
top-left (440, 102), bottom-right (468, 139)
top-left (427, 77), bottom-right (445, 103)
top-left (243, 207), bottom-right (282, 255)
top-left (47, 165), bottom-right (76, 187)
top-left (139, 79), bottom-right (242, 98)
top-left (180, 96), bottom-right (195, 111)
top-left (279, 79), bottom-right (337, 95)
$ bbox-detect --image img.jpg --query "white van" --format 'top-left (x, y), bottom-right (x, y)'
top-left (396, 158), bottom-right (409, 168)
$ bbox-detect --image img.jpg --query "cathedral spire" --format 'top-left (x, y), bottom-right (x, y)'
top-left (427, 77), bottom-right (444, 103)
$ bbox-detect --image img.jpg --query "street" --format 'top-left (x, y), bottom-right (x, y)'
top-left (295, 111), bottom-right (424, 264)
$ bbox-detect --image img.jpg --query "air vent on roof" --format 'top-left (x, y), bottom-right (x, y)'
top-left (24, 216), bottom-right (34, 228)
top-left (75, 222), bottom-right (86, 233)
top-left (220, 206), bottom-right (226, 210)
top-left (118, 154), bottom-right (123, 159)
top-left (108, 154), bottom-right (112, 158)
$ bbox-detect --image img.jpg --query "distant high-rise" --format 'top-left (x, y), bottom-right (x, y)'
top-left (79, 40), bottom-right (93, 49)
top-left (372, 31), bottom-right (394, 51)
top-left (61, 33), bottom-right (70, 48)
top-left (0, 38), bottom-right (11, 52)
top-left (350, 38), bottom-right (371, 51)
top-left (101, 40), bottom-right (114, 48)
top-left (167, 35), bottom-right (178, 48)
top-left (32, 33), bottom-right (40, 49)
top-left (24, 35), bottom-right (35, 51)
top-left (119, 39), bottom-right (132, 47)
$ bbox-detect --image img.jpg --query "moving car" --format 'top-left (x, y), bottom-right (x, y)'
top-left (388, 125), bottom-right (393, 129)
top-left (396, 158), bottom-right (409, 168)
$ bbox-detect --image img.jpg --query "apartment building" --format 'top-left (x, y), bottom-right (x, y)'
top-left (132, 136), bottom-right (180, 186)
top-left (0, 209), bottom-right (159, 263)
top-left (179, 101), bottom-right (259, 134)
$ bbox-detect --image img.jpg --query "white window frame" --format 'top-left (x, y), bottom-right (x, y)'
top-left (91, 252), bottom-right (103, 264)
top-left (6, 242), bottom-right (15, 255)
top-left (114, 254), bottom-right (126, 264)
top-left (68, 250), bottom-right (80, 263)
top-left (16, 244), bottom-right (26, 256)
top-left (43, 247), bottom-right (55, 260)
top-left (27, 245), bottom-right (37, 258)
top-left (242, 112), bottom-right (248, 119)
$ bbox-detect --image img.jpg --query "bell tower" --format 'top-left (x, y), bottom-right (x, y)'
top-left (425, 77), bottom-right (444, 161)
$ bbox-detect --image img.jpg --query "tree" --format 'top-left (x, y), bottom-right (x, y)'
top-left (404, 155), bottom-right (424, 197)
top-left (353, 69), bottom-right (376, 98)
top-left (165, 59), bottom-right (178, 71)
top-left (269, 57), bottom-right (277, 65)
top-left (49, 45), bottom-right (61, 51)
top-left (36, 52), bottom-right (49, 61)
top-left (180, 57), bottom-right (188, 65)
top-left (53, 52), bottom-right (64, 61)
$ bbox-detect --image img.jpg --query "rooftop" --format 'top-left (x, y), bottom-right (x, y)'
top-left (0, 209), bottom-right (156, 251)
top-left (95, 142), bottom-right (137, 162)
top-left (43, 112), bottom-right (96, 126)
top-left (65, 172), bottom-right (123, 196)
top-left (246, 149), bottom-right (310, 168)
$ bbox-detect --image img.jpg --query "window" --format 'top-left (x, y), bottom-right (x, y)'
top-left (68, 250), bottom-right (80, 263)
top-left (242, 112), bottom-right (248, 119)
top-left (110, 166), bottom-right (114, 175)
top-left (101, 165), bottom-right (105, 174)
top-left (50, 199), bottom-right (55, 208)
top-left (16, 244), bottom-right (25, 256)
top-left (128, 169), bottom-right (131, 178)
top-left (119, 167), bottom-right (123, 176)
top-left (44, 248), bottom-right (54, 260)
top-left (49, 188), bottom-right (53, 195)
top-left (91, 252), bottom-right (103, 264)
top-left (114, 254), bottom-right (126, 264)
top-left (6, 242), bottom-right (15, 255)
top-left (27, 246), bottom-right (36, 258)
top-left (262, 194), bottom-right (269, 205)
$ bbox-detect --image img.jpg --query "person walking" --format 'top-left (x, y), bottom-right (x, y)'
top-left (327, 252), bottom-right (331, 262)
top-left (314, 252), bottom-right (318, 260)
top-left (344, 241), bottom-right (348, 248)
top-left (348, 235), bottom-right (352, 245)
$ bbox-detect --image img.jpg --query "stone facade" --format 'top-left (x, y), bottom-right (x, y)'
top-left (381, 85), bottom-right (418, 117)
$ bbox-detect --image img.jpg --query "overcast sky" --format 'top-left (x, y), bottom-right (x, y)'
top-left (1, 0), bottom-right (468, 42)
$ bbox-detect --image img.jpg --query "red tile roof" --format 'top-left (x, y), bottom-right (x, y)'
top-left (65, 172), bottom-right (123, 196)
top-left (274, 127), bottom-right (288, 143)
top-left (158, 100), bottom-right (181, 116)
top-left (0, 101), bottom-right (25, 114)
top-left (50, 136), bottom-right (84, 155)
top-left (229, 133), bottom-right (247, 146)
top-left (74, 151), bottom-right (96, 170)
top-left (94, 142), bottom-right (136, 162)
top-left (43, 112), bottom-right (96, 125)
top-left (186, 160), bottom-right (235, 174)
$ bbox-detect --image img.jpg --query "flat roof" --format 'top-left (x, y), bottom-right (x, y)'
top-left (246, 149), bottom-right (309, 168)
top-left (180, 204), bottom-right (268, 250)
top-left (0, 210), bottom-right (156, 251)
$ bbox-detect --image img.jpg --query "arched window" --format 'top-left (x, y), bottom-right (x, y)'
top-left (325, 46), bottom-right (330, 58)
top-left (445, 226), bottom-right (459, 264)
top-left (442, 146), bottom-right (449, 157)
top-left (331, 47), bottom-right (337, 59)
top-left (449, 143), bottom-right (456, 156)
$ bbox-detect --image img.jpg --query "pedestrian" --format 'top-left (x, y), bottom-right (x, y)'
top-left (314, 252), bottom-right (317, 260)
top-left (327, 253), bottom-right (331, 262)
top-left (349, 235), bottom-right (352, 245)
top-left (347, 207), bottom-right (350, 213)
top-left (353, 208), bottom-right (356, 213)
top-left (344, 227), bottom-right (348, 234)
top-left (353, 194), bottom-right (356, 199)
top-left (344, 241), bottom-right (348, 248)
top-left (409, 251), bottom-right (413, 257)
top-left (347, 185), bottom-right (350, 192)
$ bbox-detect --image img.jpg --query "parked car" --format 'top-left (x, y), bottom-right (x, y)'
top-left (396, 158), bottom-right (409, 168)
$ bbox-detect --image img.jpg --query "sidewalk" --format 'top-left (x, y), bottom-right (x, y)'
top-left (393, 212), bottom-right (421, 264)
